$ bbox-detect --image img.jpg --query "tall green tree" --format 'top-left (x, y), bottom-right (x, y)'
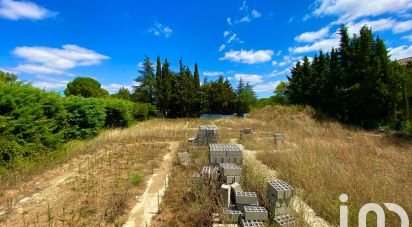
top-left (134, 56), bottom-right (156, 105)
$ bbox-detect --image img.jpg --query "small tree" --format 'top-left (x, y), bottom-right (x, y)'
top-left (64, 77), bottom-right (108, 98)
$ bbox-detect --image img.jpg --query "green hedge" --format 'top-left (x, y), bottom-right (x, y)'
top-left (0, 82), bottom-right (153, 166)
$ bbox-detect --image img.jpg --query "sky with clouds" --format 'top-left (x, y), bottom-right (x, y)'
top-left (0, 0), bottom-right (412, 97)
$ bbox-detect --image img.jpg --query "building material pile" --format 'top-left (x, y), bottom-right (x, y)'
top-left (209, 144), bottom-right (242, 165)
top-left (189, 125), bottom-right (219, 146)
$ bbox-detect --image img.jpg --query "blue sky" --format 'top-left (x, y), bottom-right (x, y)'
top-left (1, 0), bottom-right (412, 97)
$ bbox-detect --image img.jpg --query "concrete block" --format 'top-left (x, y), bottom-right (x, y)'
top-left (267, 180), bottom-right (294, 200)
top-left (213, 224), bottom-right (239, 227)
top-left (177, 152), bottom-right (190, 167)
top-left (221, 184), bottom-right (231, 208)
top-left (219, 163), bottom-right (242, 176)
top-left (234, 175), bottom-right (242, 183)
top-left (224, 175), bottom-right (235, 184)
top-left (244, 206), bottom-right (268, 221)
top-left (231, 182), bottom-right (243, 193)
top-left (274, 133), bottom-right (285, 143)
top-left (273, 213), bottom-right (295, 227)
top-left (268, 202), bottom-right (288, 217)
top-left (223, 209), bottom-right (242, 223)
top-left (240, 219), bottom-right (264, 227)
top-left (235, 192), bottom-right (258, 206)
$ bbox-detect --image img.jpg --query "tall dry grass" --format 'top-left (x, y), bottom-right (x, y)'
top-left (245, 106), bottom-right (412, 226)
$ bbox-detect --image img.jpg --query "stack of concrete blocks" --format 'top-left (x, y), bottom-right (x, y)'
top-left (231, 182), bottom-right (243, 193)
top-left (239, 128), bottom-right (253, 139)
top-left (201, 165), bottom-right (220, 180)
top-left (209, 144), bottom-right (242, 165)
top-left (224, 209), bottom-right (243, 224)
top-left (243, 206), bottom-right (268, 221)
top-left (241, 219), bottom-right (265, 227)
top-left (267, 180), bottom-right (294, 217)
top-left (219, 163), bottom-right (242, 184)
top-left (197, 125), bottom-right (219, 145)
top-left (235, 192), bottom-right (259, 212)
top-left (272, 213), bottom-right (295, 227)
top-left (177, 152), bottom-right (190, 167)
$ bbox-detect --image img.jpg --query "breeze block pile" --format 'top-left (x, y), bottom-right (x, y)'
top-left (188, 125), bottom-right (219, 146)
top-left (189, 126), bottom-right (296, 227)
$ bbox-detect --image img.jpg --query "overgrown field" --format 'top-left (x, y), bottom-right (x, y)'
top-left (0, 106), bottom-right (410, 226)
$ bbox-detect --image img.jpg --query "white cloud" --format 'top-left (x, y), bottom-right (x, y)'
top-left (227, 17), bottom-right (232, 25)
top-left (277, 55), bottom-right (302, 67)
top-left (220, 49), bottom-right (274, 64)
top-left (289, 38), bottom-right (339, 54)
top-left (393, 19), bottom-right (412, 33)
top-left (239, 16), bottom-right (250, 23)
top-left (0, 0), bottom-right (55, 20)
top-left (345, 18), bottom-right (412, 35)
top-left (148, 21), bottom-right (173, 38)
top-left (251, 9), bottom-right (261, 18)
top-left (227, 33), bottom-right (238, 43)
top-left (402, 34), bottom-right (412, 41)
top-left (253, 81), bottom-right (282, 92)
top-left (219, 44), bottom-right (226, 52)
top-left (272, 60), bottom-right (278, 65)
top-left (269, 68), bottom-right (291, 77)
top-left (31, 75), bottom-right (69, 90)
top-left (389, 45), bottom-right (412, 60)
top-left (223, 31), bottom-right (230, 37)
top-left (12, 44), bottom-right (109, 74)
top-left (15, 64), bottom-right (64, 74)
top-left (234, 73), bottom-right (262, 85)
top-left (240, 0), bottom-right (247, 11)
top-left (295, 27), bottom-right (329, 42)
top-left (102, 82), bottom-right (138, 94)
top-left (313, 0), bottom-right (412, 22)
top-left (203, 71), bottom-right (223, 77)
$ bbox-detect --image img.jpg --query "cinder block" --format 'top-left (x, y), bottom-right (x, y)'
top-left (234, 175), bottom-right (241, 184)
top-left (243, 206), bottom-right (268, 221)
top-left (223, 209), bottom-right (242, 223)
top-left (241, 219), bottom-right (264, 227)
top-left (267, 180), bottom-right (294, 201)
top-left (231, 182), bottom-right (243, 193)
top-left (273, 213), bottom-right (295, 227)
top-left (224, 175), bottom-right (235, 184)
top-left (219, 163), bottom-right (242, 176)
top-left (235, 192), bottom-right (258, 206)
top-left (221, 184), bottom-right (231, 208)
top-left (268, 202), bottom-right (288, 217)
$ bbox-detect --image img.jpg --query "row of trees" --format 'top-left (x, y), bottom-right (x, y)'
top-left (133, 56), bottom-right (257, 117)
top-left (286, 25), bottom-right (412, 130)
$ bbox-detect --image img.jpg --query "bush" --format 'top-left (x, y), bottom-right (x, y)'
top-left (133, 103), bottom-right (149, 120)
top-left (129, 171), bottom-right (143, 186)
top-left (64, 97), bottom-right (106, 139)
top-left (103, 98), bottom-right (134, 128)
top-left (0, 83), bottom-right (67, 148)
top-left (0, 136), bottom-right (23, 165)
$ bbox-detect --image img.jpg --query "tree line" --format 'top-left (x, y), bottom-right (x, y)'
top-left (132, 56), bottom-right (257, 117)
top-left (285, 25), bottom-right (412, 132)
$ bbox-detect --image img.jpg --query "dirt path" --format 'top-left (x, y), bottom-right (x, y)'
top-left (123, 141), bottom-right (179, 227)
top-left (232, 139), bottom-right (333, 227)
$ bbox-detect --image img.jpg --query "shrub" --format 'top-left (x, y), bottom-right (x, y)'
top-left (103, 98), bottom-right (134, 128)
top-left (64, 97), bottom-right (106, 139)
top-left (133, 103), bottom-right (149, 120)
top-left (129, 171), bottom-right (143, 186)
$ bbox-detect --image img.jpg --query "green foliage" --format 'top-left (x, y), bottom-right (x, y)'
top-left (129, 171), bottom-right (143, 186)
top-left (235, 78), bottom-right (257, 114)
top-left (103, 98), bottom-right (134, 128)
top-left (286, 24), bottom-right (411, 131)
top-left (134, 56), bottom-right (156, 105)
top-left (0, 70), bottom-right (17, 84)
top-left (64, 96), bottom-right (106, 139)
top-left (112, 87), bottom-right (133, 101)
top-left (64, 77), bottom-right (109, 98)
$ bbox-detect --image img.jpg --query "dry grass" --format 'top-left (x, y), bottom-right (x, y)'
top-left (0, 118), bottom-right (203, 226)
top-left (151, 143), bottom-right (223, 227)
top-left (248, 106), bottom-right (412, 226)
